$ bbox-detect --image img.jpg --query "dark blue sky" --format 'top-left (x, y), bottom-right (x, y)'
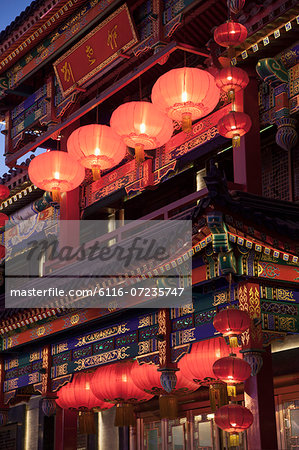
top-left (0, 1), bottom-right (33, 33)
top-left (0, 1), bottom-right (43, 177)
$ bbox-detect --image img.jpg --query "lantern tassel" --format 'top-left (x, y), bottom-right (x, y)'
top-left (228, 89), bottom-right (235, 103)
top-left (182, 113), bottom-right (192, 133)
top-left (114, 403), bottom-right (136, 427)
top-left (229, 336), bottom-right (238, 348)
top-left (91, 165), bottom-right (101, 181)
top-left (51, 189), bottom-right (61, 203)
top-left (227, 385), bottom-right (237, 397)
top-left (209, 383), bottom-right (228, 411)
top-left (78, 411), bottom-right (96, 434)
top-left (232, 135), bottom-right (240, 148)
top-left (229, 433), bottom-right (239, 447)
top-left (159, 395), bottom-right (178, 420)
top-left (135, 144), bottom-right (145, 164)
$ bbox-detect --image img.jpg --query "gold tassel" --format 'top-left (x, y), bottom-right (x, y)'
top-left (78, 411), bottom-right (96, 434)
top-left (218, 383), bottom-right (229, 407)
top-left (114, 403), bottom-right (136, 427)
top-left (232, 135), bottom-right (240, 148)
top-left (229, 433), bottom-right (239, 447)
top-left (209, 383), bottom-right (228, 411)
top-left (209, 385), bottom-right (217, 412)
top-left (135, 144), bottom-right (145, 164)
top-left (228, 89), bottom-right (235, 103)
top-left (91, 166), bottom-right (101, 181)
top-left (159, 395), bottom-right (178, 420)
top-left (227, 385), bottom-right (236, 397)
top-left (182, 113), bottom-right (192, 133)
top-left (51, 189), bottom-right (61, 203)
top-left (229, 336), bottom-right (238, 348)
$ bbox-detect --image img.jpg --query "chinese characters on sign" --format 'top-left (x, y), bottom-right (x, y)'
top-left (53, 4), bottom-right (137, 96)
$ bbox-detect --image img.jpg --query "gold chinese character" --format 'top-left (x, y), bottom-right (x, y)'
top-left (107, 25), bottom-right (118, 50)
top-left (85, 45), bottom-right (96, 65)
top-left (61, 61), bottom-right (74, 83)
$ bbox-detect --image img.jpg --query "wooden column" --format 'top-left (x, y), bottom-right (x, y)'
top-left (55, 406), bottom-right (77, 450)
top-left (233, 69), bottom-right (262, 195)
top-left (239, 282), bottom-right (278, 449)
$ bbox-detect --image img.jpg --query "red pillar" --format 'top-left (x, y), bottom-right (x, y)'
top-left (244, 348), bottom-right (278, 450)
top-left (55, 406), bottom-right (77, 450)
top-left (238, 283), bottom-right (278, 449)
top-left (234, 69), bottom-right (262, 195)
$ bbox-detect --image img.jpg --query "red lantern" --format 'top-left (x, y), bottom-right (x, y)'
top-left (213, 307), bottom-right (251, 348)
top-left (0, 213), bottom-right (8, 228)
top-left (28, 151), bottom-right (85, 202)
top-left (178, 337), bottom-right (240, 384)
top-left (212, 355), bottom-right (251, 396)
top-left (67, 125), bottom-right (126, 181)
top-left (215, 404), bottom-right (253, 446)
top-left (151, 67), bottom-right (220, 132)
top-left (0, 185), bottom-right (10, 201)
top-left (215, 67), bottom-right (249, 100)
top-left (214, 21), bottom-right (247, 47)
top-left (56, 372), bottom-right (112, 411)
top-left (56, 372), bottom-right (112, 434)
top-left (217, 111), bottom-right (251, 147)
top-left (91, 361), bottom-right (153, 426)
top-left (131, 361), bottom-right (198, 395)
top-left (110, 101), bottom-right (173, 163)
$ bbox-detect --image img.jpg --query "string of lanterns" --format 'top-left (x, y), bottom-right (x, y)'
top-left (213, 0), bottom-right (252, 148)
top-left (28, 65), bottom-right (222, 196)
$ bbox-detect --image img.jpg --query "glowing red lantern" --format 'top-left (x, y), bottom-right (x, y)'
top-left (131, 361), bottom-right (198, 395)
top-left (215, 404), bottom-right (253, 446)
top-left (0, 213), bottom-right (8, 228)
top-left (178, 337), bottom-right (239, 384)
top-left (56, 372), bottom-right (112, 411)
top-left (217, 111), bottom-right (251, 147)
top-left (91, 361), bottom-right (153, 426)
top-left (213, 355), bottom-right (251, 396)
top-left (213, 307), bottom-right (251, 348)
top-left (67, 125), bottom-right (126, 181)
top-left (110, 101), bottom-right (173, 163)
top-left (151, 67), bottom-right (220, 132)
top-left (56, 372), bottom-right (112, 434)
top-left (0, 185), bottom-right (10, 201)
top-left (214, 21), bottom-right (247, 47)
top-left (28, 151), bottom-right (85, 202)
top-left (215, 67), bottom-right (249, 100)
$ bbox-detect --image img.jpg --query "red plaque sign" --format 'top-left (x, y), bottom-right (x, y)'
top-left (53, 4), bottom-right (137, 96)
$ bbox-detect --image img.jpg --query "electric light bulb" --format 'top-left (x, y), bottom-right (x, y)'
top-left (140, 123), bottom-right (146, 134)
top-left (231, 125), bottom-right (237, 130)
top-left (227, 76), bottom-right (233, 81)
top-left (54, 171), bottom-right (60, 179)
top-left (182, 91), bottom-right (188, 102)
top-left (94, 147), bottom-right (100, 156)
